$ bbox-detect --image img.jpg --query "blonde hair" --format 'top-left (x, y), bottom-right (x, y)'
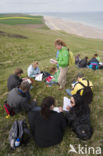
top-left (32, 61), bottom-right (38, 66)
top-left (55, 39), bottom-right (66, 47)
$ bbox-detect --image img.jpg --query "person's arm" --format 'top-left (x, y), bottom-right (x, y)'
top-left (28, 67), bottom-right (36, 78)
top-left (58, 50), bottom-right (69, 66)
top-left (71, 84), bottom-right (79, 95)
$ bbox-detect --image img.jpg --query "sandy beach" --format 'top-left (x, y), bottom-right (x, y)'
top-left (44, 16), bottom-right (103, 39)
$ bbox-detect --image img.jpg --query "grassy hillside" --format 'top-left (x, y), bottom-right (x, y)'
top-left (0, 15), bottom-right (103, 156)
top-left (0, 14), bottom-right (44, 25)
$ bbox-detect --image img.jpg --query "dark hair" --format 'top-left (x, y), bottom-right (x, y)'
top-left (20, 81), bottom-right (30, 91)
top-left (94, 54), bottom-right (98, 57)
top-left (85, 56), bottom-right (88, 60)
top-left (77, 73), bottom-right (84, 78)
top-left (71, 94), bottom-right (90, 117)
top-left (50, 67), bottom-right (56, 73)
top-left (41, 96), bottom-right (55, 119)
top-left (15, 68), bottom-right (23, 75)
top-left (82, 86), bottom-right (93, 104)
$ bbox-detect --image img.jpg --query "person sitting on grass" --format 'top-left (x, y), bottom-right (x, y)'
top-left (78, 56), bottom-right (88, 68)
top-left (65, 94), bottom-right (93, 140)
top-left (7, 81), bottom-right (38, 114)
top-left (28, 96), bottom-right (67, 148)
top-left (7, 68), bottom-right (23, 91)
top-left (27, 61), bottom-right (40, 78)
top-left (66, 73), bottom-right (93, 104)
top-left (88, 55), bottom-right (99, 70)
top-left (75, 54), bottom-right (81, 65)
top-left (46, 67), bottom-right (60, 86)
top-left (94, 53), bottom-right (100, 62)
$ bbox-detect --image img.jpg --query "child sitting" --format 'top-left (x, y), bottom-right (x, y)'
top-left (46, 67), bottom-right (60, 86)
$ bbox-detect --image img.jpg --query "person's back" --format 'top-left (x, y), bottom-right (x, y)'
top-left (28, 110), bottom-right (66, 147)
top-left (88, 57), bottom-right (99, 70)
top-left (28, 96), bottom-right (66, 147)
top-left (65, 95), bottom-right (93, 140)
top-left (7, 88), bottom-right (31, 113)
top-left (7, 74), bottom-right (22, 91)
top-left (78, 57), bottom-right (88, 68)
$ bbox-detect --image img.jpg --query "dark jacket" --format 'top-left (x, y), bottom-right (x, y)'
top-left (88, 57), bottom-right (99, 65)
top-left (78, 58), bottom-right (88, 68)
top-left (65, 105), bottom-right (93, 140)
top-left (7, 74), bottom-right (22, 91)
top-left (28, 110), bottom-right (67, 147)
top-left (7, 88), bottom-right (33, 113)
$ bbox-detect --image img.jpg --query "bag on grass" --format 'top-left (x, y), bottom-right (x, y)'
top-left (9, 120), bottom-right (30, 149)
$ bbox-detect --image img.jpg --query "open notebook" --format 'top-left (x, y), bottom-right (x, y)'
top-left (53, 97), bottom-right (72, 113)
top-left (35, 73), bottom-right (43, 81)
top-left (50, 59), bottom-right (57, 64)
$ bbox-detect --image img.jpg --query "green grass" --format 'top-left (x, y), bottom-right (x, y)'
top-left (0, 15), bottom-right (103, 156)
top-left (0, 14), bottom-right (43, 25)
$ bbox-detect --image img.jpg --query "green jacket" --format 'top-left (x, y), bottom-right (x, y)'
top-left (57, 47), bottom-right (69, 67)
top-left (52, 70), bottom-right (60, 83)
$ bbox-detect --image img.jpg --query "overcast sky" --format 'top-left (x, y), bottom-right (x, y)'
top-left (0, 0), bottom-right (103, 13)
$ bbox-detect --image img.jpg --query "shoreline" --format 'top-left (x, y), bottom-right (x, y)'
top-left (44, 16), bottom-right (103, 39)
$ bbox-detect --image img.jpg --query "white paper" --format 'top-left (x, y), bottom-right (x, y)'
top-left (22, 78), bottom-right (32, 84)
top-left (35, 73), bottom-right (43, 81)
top-left (53, 107), bottom-right (60, 113)
top-left (50, 59), bottom-right (57, 64)
top-left (63, 97), bottom-right (72, 111)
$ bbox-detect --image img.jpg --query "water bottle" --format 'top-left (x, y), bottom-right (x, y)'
top-left (15, 138), bottom-right (20, 147)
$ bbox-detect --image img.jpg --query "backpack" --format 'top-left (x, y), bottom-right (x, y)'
top-left (76, 79), bottom-right (93, 96)
top-left (9, 120), bottom-right (30, 149)
top-left (69, 51), bottom-right (75, 66)
top-left (4, 101), bottom-right (15, 116)
top-left (72, 114), bottom-right (93, 140)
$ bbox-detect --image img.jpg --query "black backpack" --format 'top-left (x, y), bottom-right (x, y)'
top-left (76, 79), bottom-right (93, 104)
top-left (72, 114), bottom-right (93, 140)
top-left (9, 120), bottom-right (30, 149)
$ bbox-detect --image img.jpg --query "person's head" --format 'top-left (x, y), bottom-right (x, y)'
top-left (15, 68), bottom-right (23, 77)
top-left (19, 81), bottom-right (31, 93)
top-left (55, 39), bottom-right (66, 50)
top-left (41, 96), bottom-right (55, 119)
top-left (85, 56), bottom-right (88, 61)
top-left (94, 54), bottom-right (98, 57)
top-left (77, 73), bottom-right (84, 81)
top-left (32, 61), bottom-right (39, 69)
top-left (50, 67), bottom-right (57, 75)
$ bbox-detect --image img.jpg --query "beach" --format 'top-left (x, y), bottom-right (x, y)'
top-left (44, 16), bottom-right (103, 39)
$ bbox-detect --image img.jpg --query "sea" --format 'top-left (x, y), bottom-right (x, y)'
top-left (31, 12), bottom-right (103, 29)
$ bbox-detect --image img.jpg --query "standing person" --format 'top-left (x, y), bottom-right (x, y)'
top-left (28, 96), bottom-right (66, 147)
top-left (27, 61), bottom-right (40, 78)
top-left (7, 68), bottom-right (23, 91)
top-left (56, 50), bottom-right (59, 69)
top-left (55, 39), bottom-right (69, 90)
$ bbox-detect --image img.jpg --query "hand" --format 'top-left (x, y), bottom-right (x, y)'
top-left (33, 98), bottom-right (36, 102)
top-left (59, 107), bottom-right (63, 112)
top-left (66, 106), bottom-right (71, 111)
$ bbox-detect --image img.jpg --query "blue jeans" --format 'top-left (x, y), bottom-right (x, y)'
top-left (66, 89), bottom-right (72, 96)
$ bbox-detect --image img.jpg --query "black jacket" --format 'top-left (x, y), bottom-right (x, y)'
top-left (78, 58), bottom-right (88, 68)
top-left (7, 74), bottom-right (22, 91)
top-left (7, 88), bottom-right (33, 113)
top-left (28, 110), bottom-right (67, 147)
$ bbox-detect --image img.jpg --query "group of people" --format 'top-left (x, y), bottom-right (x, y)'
top-left (75, 53), bottom-right (103, 70)
top-left (5, 39), bottom-right (94, 148)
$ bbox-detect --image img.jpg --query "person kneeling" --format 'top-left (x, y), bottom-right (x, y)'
top-left (28, 96), bottom-right (67, 147)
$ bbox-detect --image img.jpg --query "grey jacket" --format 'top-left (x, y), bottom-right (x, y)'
top-left (7, 88), bottom-right (33, 113)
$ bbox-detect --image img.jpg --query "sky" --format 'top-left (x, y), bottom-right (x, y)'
top-left (0, 0), bottom-right (103, 13)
